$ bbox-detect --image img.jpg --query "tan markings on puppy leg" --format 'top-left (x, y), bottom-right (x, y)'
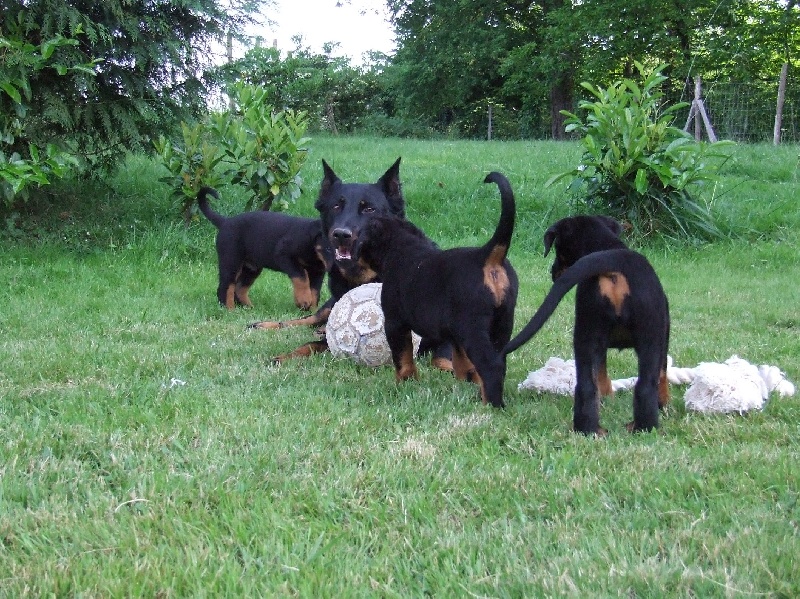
top-left (598, 272), bottom-right (630, 315)
top-left (658, 368), bottom-right (671, 408)
top-left (251, 320), bottom-right (283, 330)
top-left (596, 362), bottom-right (614, 397)
top-left (225, 284), bottom-right (237, 310)
top-left (482, 245), bottom-right (511, 306)
top-left (453, 345), bottom-right (485, 402)
top-left (235, 284), bottom-right (253, 307)
top-left (395, 335), bottom-right (419, 381)
top-left (431, 357), bottom-right (454, 373)
top-left (273, 340), bottom-right (328, 363)
top-left (452, 346), bottom-right (474, 381)
top-left (250, 308), bottom-right (331, 331)
top-left (291, 273), bottom-right (315, 311)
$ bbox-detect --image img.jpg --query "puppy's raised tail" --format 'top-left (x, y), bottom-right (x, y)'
top-left (503, 248), bottom-right (633, 356)
top-left (197, 187), bottom-right (225, 229)
top-left (481, 172), bottom-right (515, 262)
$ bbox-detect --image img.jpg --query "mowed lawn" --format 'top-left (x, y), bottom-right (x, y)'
top-left (0, 137), bottom-right (798, 597)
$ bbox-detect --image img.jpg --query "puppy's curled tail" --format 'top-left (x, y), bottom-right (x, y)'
top-left (196, 187), bottom-right (226, 229)
top-left (481, 172), bottom-right (515, 261)
top-left (503, 248), bottom-right (632, 356)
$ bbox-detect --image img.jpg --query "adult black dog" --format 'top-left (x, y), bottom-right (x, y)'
top-left (250, 159), bottom-right (453, 369)
top-left (197, 187), bottom-right (328, 310)
top-left (504, 215), bottom-right (670, 434)
top-left (351, 172), bottom-right (518, 408)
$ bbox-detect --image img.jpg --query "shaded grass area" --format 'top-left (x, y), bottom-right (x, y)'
top-left (1, 138), bottom-right (798, 596)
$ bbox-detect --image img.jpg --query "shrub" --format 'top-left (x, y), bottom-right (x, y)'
top-left (154, 83), bottom-right (311, 222)
top-left (153, 122), bottom-right (228, 226)
top-left (548, 62), bottom-right (734, 241)
top-left (217, 83), bottom-right (311, 212)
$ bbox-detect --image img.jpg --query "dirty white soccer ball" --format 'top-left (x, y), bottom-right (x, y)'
top-left (327, 283), bottom-right (421, 367)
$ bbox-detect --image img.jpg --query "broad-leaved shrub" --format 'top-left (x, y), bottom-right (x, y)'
top-left (549, 62), bottom-right (733, 241)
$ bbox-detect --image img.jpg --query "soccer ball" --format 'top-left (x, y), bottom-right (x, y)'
top-left (327, 283), bottom-right (421, 367)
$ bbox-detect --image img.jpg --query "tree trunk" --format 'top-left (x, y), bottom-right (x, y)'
top-left (549, 72), bottom-right (573, 140)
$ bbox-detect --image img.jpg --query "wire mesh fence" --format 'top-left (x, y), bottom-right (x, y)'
top-left (692, 76), bottom-right (799, 144)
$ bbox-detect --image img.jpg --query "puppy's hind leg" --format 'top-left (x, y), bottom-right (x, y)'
top-left (628, 345), bottom-right (663, 432)
top-left (386, 321), bottom-right (418, 381)
top-left (573, 348), bottom-right (605, 435)
top-left (218, 270), bottom-right (239, 309)
top-left (235, 264), bottom-right (260, 307)
top-left (452, 345), bottom-right (477, 382)
top-left (417, 338), bottom-right (453, 373)
top-left (217, 251), bottom-right (243, 309)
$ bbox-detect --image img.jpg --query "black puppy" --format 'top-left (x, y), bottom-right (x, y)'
top-left (197, 187), bottom-right (329, 310)
top-left (250, 159), bottom-right (452, 368)
top-left (504, 215), bottom-right (670, 434)
top-left (353, 172), bottom-right (518, 408)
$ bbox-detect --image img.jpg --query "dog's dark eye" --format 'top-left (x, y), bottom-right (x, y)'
top-left (333, 199), bottom-right (344, 212)
top-left (361, 203), bottom-right (375, 214)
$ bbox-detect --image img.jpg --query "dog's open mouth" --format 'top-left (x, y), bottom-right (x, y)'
top-left (334, 247), bottom-right (352, 261)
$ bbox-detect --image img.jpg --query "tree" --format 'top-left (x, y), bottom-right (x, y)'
top-left (384, 0), bottom-right (799, 140)
top-left (211, 39), bottom-right (388, 134)
top-left (386, 0), bottom-right (529, 137)
top-left (499, 0), bottom-right (725, 138)
top-left (1, 0), bottom-right (272, 170)
top-left (0, 24), bottom-right (97, 205)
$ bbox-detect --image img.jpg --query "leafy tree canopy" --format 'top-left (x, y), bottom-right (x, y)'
top-left (211, 38), bottom-right (392, 134)
top-left (384, 0), bottom-right (800, 139)
top-left (1, 0), bottom-right (272, 169)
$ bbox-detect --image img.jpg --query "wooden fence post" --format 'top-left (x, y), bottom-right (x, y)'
top-left (694, 76), bottom-right (702, 141)
top-left (774, 62), bottom-right (789, 145)
top-left (683, 76), bottom-right (718, 142)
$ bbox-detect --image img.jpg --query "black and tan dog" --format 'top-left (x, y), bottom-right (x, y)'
top-left (504, 215), bottom-right (670, 434)
top-left (250, 159), bottom-right (452, 368)
top-left (350, 172), bottom-right (518, 408)
top-left (197, 187), bottom-right (330, 311)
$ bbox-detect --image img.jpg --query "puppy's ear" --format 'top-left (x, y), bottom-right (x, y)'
top-left (378, 157), bottom-right (405, 217)
top-left (543, 226), bottom-right (558, 257)
top-left (599, 215), bottom-right (623, 237)
top-left (320, 159), bottom-right (340, 195)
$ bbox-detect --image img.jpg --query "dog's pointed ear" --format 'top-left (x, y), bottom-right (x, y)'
top-left (543, 225), bottom-right (558, 257)
top-left (320, 159), bottom-right (340, 195)
top-left (378, 157), bottom-right (405, 217)
top-left (599, 215), bottom-right (623, 237)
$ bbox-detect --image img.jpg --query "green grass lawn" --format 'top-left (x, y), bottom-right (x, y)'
top-left (1, 137), bottom-right (798, 597)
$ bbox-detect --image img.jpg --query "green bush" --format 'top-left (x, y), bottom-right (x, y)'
top-left (549, 62), bottom-right (734, 241)
top-left (154, 83), bottom-right (311, 220)
top-left (218, 83), bottom-right (311, 212)
top-left (153, 122), bottom-right (228, 226)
